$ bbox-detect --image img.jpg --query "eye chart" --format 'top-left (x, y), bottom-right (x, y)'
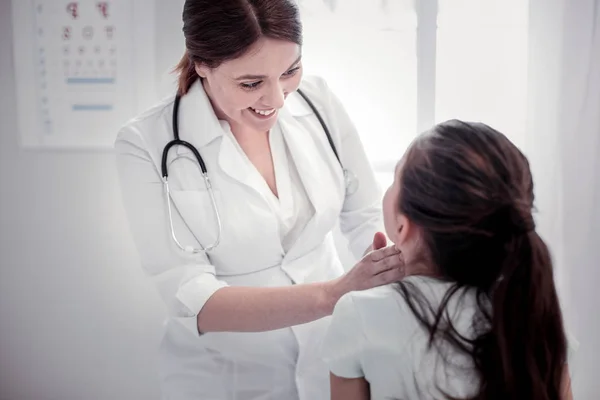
top-left (11, 0), bottom-right (156, 149)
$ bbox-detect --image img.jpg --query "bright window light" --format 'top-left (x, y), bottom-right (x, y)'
top-left (436, 0), bottom-right (529, 149)
top-left (300, 0), bottom-right (417, 172)
top-left (299, 0), bottom-right (530, 190)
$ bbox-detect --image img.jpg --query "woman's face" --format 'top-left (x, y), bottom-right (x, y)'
top-left (382, 161), bottom-right (404, 245)
top-left (383, 153), bottom-right (433, 274)
top-left (196, 37), bottom-right (303, 133)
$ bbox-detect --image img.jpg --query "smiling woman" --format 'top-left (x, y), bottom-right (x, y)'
top-left (114, 1), bottom-right (406, 399)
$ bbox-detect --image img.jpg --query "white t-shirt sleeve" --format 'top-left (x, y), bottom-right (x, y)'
top-left (321, 292), bottom-right (365, 378)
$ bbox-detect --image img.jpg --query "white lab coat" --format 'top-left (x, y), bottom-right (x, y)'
top-left (114, 75), bottom-right (383, 400)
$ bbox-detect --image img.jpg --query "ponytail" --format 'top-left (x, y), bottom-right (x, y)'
top-left (476, 229), bottom-right (567, 400)
top-left (395, 219), bottom-right (569, 400)
top-left (174, 50), bottom-right (198, 96)
top-left (393, 119), bottom-right (569, 399)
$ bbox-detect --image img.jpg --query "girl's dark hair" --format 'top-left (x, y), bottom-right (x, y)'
top-left (174, 0), bottom-right (302, 95)
top-left (397, 119), bottom-right (567, 399)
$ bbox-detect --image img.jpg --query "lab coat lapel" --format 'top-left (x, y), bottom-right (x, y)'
top-left (217, 130), bottom-right (262, 195)
top-left (278, 117), bottom-right (325, 218)
top-left (176, 80), bottom-right (222, 155)
top-left (278, 106), bottom-right (344, 259)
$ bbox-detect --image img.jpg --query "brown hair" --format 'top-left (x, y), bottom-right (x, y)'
top-left (174, 0), bottom-right (302, 95)
top-left (397, 120), bottom-right (567, 399)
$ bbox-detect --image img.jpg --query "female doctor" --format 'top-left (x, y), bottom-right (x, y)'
top-left (114, 0), bottom-right (406, 399)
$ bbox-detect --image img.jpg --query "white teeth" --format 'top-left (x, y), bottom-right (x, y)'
top-left (251, 108), bottom-right (275, 116)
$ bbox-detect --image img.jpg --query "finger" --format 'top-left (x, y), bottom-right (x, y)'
top-left (373, 266), bottom-right (405, 286)
top-left (371, 252), bottom-right (404, 275)
top-left (372, 232), bottom-right (387, 250)
top-left (368, 244), bottom-right (400, 262)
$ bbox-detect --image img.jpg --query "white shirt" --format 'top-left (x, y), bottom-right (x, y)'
top-left (273, 124), bottom-right (316, 252)
top-left (224, 121), bottom-right (315, 253)
top-left (321, 276), bottom-right (579, 399)
top-left (322, 277), bottom-right (480, 399)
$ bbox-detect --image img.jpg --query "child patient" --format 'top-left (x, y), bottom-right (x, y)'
top-left (321, 120), bottom-right (575, 400)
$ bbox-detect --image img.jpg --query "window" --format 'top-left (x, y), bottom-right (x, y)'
top-left (435, 0), bottom-right (529, 149)
top-left (299, 0), bottom-right (529, 190)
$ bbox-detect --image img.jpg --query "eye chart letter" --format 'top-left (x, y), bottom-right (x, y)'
top-left (11, 0), bottom-right (156, 149)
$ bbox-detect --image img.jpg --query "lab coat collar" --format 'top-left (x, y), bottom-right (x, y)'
top-left (283, 88), bottom-right (320, 117)
top-left (277, 95), bottom-right (345, 261)
top-left (177, 80), bottom-right (224, 151)
top-left (215, 92), bottom-right (323, 210)
top-left (177, 82), bottom-right (322, 152)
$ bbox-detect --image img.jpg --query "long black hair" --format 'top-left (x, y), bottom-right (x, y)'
top-left (396, 120), bottom-right (567, 399)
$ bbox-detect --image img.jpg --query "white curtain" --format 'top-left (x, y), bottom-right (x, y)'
top-left (527, 0), bottom-right (600, 398)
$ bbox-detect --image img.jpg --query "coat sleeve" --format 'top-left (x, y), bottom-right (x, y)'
top-left (316, 77), bottom-right (385, 260)
top-left (114, 125), bottom-right (228, 337)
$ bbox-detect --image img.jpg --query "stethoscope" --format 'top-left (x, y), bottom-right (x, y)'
top-left (161, 88), bottom-right (359, 254)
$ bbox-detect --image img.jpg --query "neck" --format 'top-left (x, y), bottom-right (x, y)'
top-left (230, 123), bottom-right (268, 142)
top-left (404, 258), bottom-right (439, 278)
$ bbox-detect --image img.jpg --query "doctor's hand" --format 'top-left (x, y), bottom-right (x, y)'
top-left (362, 231), bottom-right (389, 256)
top-left (326, 233), bottom-right (405, 309)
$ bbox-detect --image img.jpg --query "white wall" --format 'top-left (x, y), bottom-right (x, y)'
top-left (0, 0), bottom-right (169, 398)
top-left (525, 1), bottom-right (600, 398)
top-left (557, 1), bottom-right (600, 398)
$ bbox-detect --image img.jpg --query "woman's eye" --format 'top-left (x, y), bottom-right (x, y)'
top-left (239, 67), bottom-right (300, 90)
top-left (240, 81), bottom-right (262, 90)
top-left (284, 66), bottom-right (300, 76)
